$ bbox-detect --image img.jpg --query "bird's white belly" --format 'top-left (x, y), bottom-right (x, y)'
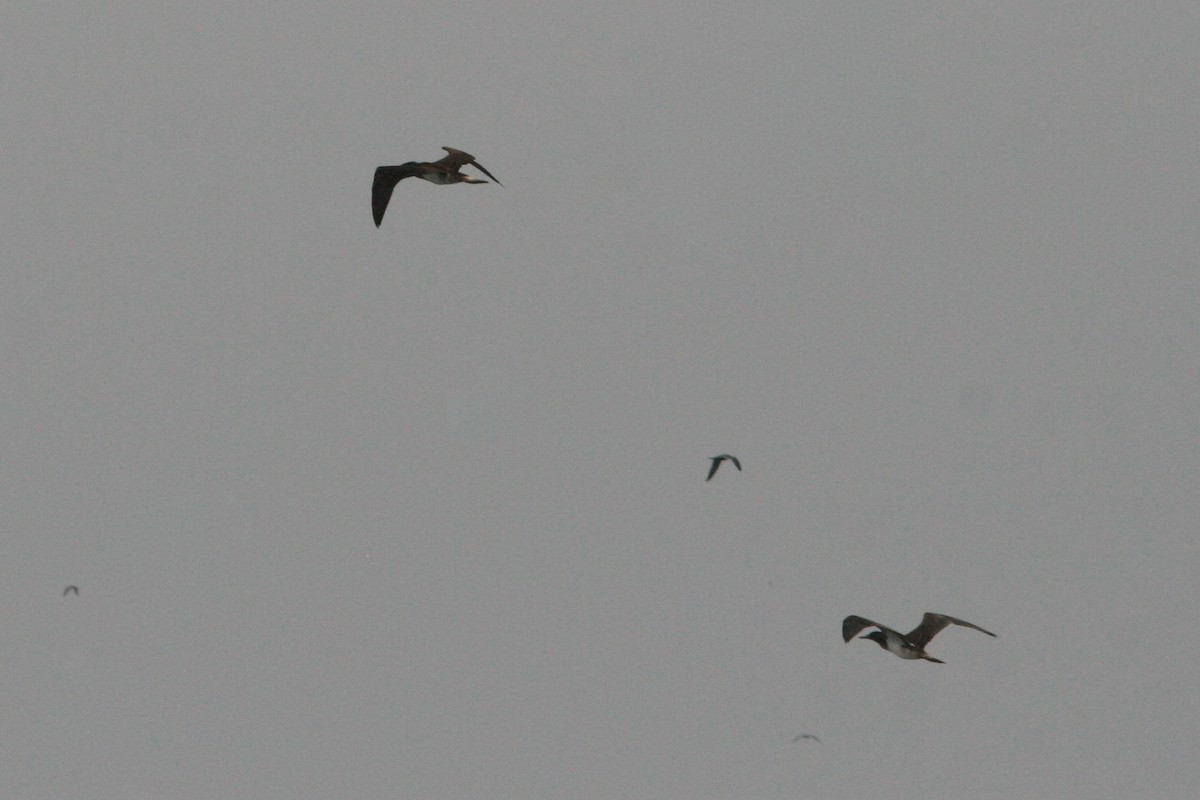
top-left (883, 634), bottom-right (922, 658)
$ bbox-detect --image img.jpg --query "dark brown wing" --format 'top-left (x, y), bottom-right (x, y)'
top-left (842, 615), bottom-right (893, 643)
top-left (726, 455), bottom-right (741, 472)
top-left (468, 159), bottom-right (502, 186)
top-left (372, 163), bottom-right (423, 227)
top-left (436, 147), bottom-right (477, 169)
top-left (907, 612), bottom-right (996, 649)
top-left (438, 147), bottom-right (503, 186)
top-left (706, 457), bottom-right (721, 481)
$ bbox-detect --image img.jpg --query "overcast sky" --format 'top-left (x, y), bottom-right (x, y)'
top-left (4, 3), bottom-right (1199, 798)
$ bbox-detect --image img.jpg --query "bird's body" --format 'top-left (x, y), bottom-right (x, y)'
top-left (842, 612), bottom-right (995, 664)
top-left (706, 454), bottom-right (742, 481)
top-left (372, 147), bottom-right (502, 227)
top-left (63, 585), bottom-right (79, 596)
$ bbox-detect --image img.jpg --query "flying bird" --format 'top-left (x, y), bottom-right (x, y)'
top-left (706, 454), bottom-right (741, 481)
top-left (63, 585), bottom-right (79, 596)
top-left (372, 146), bottom-right (502, 227)
top-left (842, 612), bottom-right (995, 664)
top-left (791, 734), bottom-right (821, 743)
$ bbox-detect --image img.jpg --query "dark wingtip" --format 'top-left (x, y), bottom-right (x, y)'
top-left (469, 160), bottom-right (503, 187)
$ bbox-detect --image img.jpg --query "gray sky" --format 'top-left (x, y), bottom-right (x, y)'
top-left (4, 2), bottom-right (1199, 798)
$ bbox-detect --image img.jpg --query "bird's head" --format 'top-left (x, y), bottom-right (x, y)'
top-left (862, 631), bottom-right (887, 647)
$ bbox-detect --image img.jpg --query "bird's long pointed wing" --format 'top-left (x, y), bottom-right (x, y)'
top-left (437, 147), bottom-right (476, 167)
top-left (727, 455), bottom-right (741, 471)
top-left (372, 164), bottom-right (420, 227)
top-left (468, 159), bottom-right (502, 186)
top-left (842, 615), bottom-right (893, 643)
top-left (907, 612), bottom-right (996, 648)
top-left (432, 147), bottom-right (503, 186)
top-left (706, 458), bottom-right (721, 481)
top-left (437, 147), bottom-right (503, 186)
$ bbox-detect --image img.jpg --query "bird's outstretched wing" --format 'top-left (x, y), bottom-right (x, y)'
top-left (468, 159), bottom-right (502, 186)
top-left (372, 163), bottom-right (422, 226)
top-left (842, 615), bottom-right (891, 642)
top-left (906, 612), bottom-right (996, 649)
top-left (706, 454), bottom-right (740, 481)
top-left (436, 147), bottom-right (477, 168)
top-left (706, 457), bottom-right (722, 481)
top-left (438, 147), bottom-right (503, 186)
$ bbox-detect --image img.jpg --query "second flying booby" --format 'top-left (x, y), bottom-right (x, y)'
top-left (706, 454), bottom-right (742, 481)
top-left (842, 612), bottom-right (996, 664)
top-left (372, 147), bottom-right (502, 227)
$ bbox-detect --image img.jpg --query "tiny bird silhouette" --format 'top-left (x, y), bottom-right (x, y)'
top-left (706, 454), bottom-right (741, 481)
top-left (372, 146), bottom-right (502, 227)
top-left (63, 585), bottom-right (79, 596)
top-left (842, 612), bottom-right (995, 664)
top-left (792, 734), bottom-right (821, 743)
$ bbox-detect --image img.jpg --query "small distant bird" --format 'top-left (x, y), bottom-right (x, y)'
top-left (706, 454), bottom-right (741, 481)
top-left (791, 734), bottom-right (821, 743)
top-left (842, 612), bottom-right (995, 664)
top-left (372, 146), bottom-right (502, 227)
top-left (63, 585), bottom-right (79, 596)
